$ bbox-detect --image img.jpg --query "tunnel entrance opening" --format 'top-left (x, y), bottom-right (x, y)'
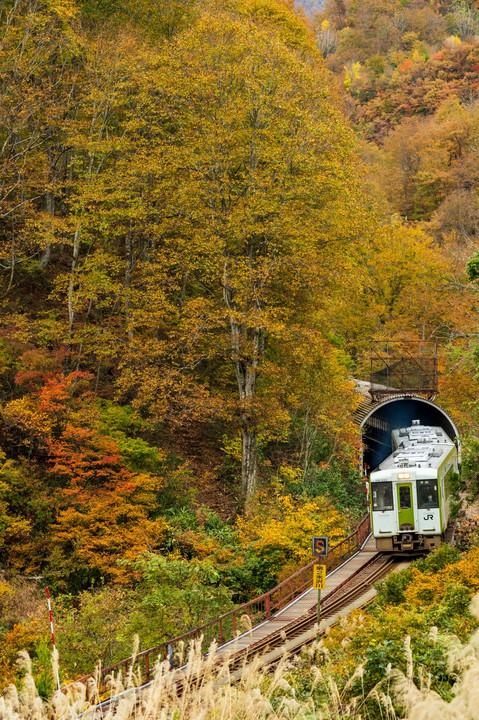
top-left (360, 395), bottom-right (459, 473)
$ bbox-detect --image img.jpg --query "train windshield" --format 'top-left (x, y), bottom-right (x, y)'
top-left (417, 479), bottom-right (439, 509)
top-left (371, 482), bottom-right (393, 511)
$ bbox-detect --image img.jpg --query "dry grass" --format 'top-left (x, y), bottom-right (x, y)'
top-left (395, 593), bottom-right (479, 720)
top-left (2, 595), bottom-right (479, 720)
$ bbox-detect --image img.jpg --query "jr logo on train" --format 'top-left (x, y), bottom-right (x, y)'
top-left (369, 420), bottom-right (458, 553)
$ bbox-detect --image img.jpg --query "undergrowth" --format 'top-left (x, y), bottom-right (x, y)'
top-left (1, 593), bottom-right (479, 720)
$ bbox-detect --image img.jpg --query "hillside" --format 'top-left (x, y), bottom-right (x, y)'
top-left (317, 0), bottom-right (479, 138)
top-left (295, 0), bottom-right (326, 18)
top-left (1, 0), bottom-right (479, 712)
top-left (0, 0), bottom-right (372, 689)
top-left (317, 0), bottom-right (479, 423)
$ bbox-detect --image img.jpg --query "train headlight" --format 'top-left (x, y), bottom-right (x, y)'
top-left (397, 472), bottom-right (411, 479)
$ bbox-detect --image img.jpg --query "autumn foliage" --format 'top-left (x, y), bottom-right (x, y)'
top-left (2, 0), bottom-right (479, 701)
top-left (237, 490), bottom-right (348, 579)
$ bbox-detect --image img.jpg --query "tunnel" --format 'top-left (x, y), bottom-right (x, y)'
top-left (359, 394), bottom-right (460, 473)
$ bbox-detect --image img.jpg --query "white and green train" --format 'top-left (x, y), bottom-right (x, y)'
top-left (369, 420), bottom-right (458, 553)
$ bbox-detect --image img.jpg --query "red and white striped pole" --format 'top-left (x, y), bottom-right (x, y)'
top-left (46, 587), bottom-right (61, 692)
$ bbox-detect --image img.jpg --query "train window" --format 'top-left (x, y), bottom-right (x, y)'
top-left (417, 479), bottom-right (439, 509)
top-left (399, 486), bottom-right (411, 509)
top-left (371, 482), bottom-right (393, 511)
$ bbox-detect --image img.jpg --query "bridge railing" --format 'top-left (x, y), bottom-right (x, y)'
top-left (68, 513), bottom-right (371, 701)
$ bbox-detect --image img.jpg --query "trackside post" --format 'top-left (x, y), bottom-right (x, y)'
top-left (313, 565), bottom-right (326, 624)
top-left (46, 587), bottom-right (61, 692)
top-left (312, 536), bottom-right (328, 626)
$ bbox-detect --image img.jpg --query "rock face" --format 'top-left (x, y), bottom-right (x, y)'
top-left (294, 0), bottom-right (326, 18)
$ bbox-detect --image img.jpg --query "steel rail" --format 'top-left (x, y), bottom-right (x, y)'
top-left (74, 528), bottom-right (455, 716)
top-left (90, 552), bottom-right (396, 715)
top-left (219, 553), bottom-right (395, 668)
top-left (67, 514), bottom-right (371, 700)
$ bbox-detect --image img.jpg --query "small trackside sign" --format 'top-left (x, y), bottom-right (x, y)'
top-left (312, 536), bottom-right (328, 557)
top-left (313, 564), bottom-right (326, 590)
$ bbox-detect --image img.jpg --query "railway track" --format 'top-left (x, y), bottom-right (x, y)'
top-left (221, 526), bottom-right (453, 678)
top-left (212, 552), bottom-right (398, 676)
top-left (75, 520), bottom-right (458, 714)
top-left (85, 548), bottom-right (401, 715)
top-left (72, 516), bottom-right (372, 704)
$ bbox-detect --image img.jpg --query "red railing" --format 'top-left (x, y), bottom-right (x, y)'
top-left (68, 514), bottom-right (371, 700)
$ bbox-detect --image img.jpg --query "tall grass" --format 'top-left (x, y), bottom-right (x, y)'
top-left (396, 593), bottom-right (479, 720)
top-left (2, 595), bottom-right (479, 720)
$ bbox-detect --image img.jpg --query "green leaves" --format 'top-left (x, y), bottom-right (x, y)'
top-left (126, 553), bottom-right (234, 643)
top-left (466, 251), bottom-right (479, 282)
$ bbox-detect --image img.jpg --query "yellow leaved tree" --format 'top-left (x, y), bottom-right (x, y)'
top-left (102, 5), bottom-right (372, 506)
top-left (236, 488), bottom-right (348, 580)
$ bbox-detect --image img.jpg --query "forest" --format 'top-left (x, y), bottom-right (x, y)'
top-left (2, 0), bottom-right (479, 716)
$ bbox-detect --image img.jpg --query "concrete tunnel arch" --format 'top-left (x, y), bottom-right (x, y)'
top-left (358, 395), bottom-right (461, 473)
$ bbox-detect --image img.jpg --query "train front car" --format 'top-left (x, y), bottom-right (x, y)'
top-left (370, 420), bottom-right (458, 553)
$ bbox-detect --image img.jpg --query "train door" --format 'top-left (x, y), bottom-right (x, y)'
top-left (397, 484), bottom-right (415, 529)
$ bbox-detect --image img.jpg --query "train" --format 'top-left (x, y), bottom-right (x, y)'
top-left (369, 419), bottom-right (458, 553)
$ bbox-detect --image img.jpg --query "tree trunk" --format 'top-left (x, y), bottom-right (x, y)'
top-left (38, 148), bottom-right (55, 269)
top-left (68, 225), bottom-right (81, 335)
top-left (38, 192), bottom-right (53, 268)
top-left (124, 228), bottom-right (134, 342)
top-left (38, 241), bottom-right (52, 269)
top-left (223, 260), bottom-right (262, 507)
top-left (241, 427), bottom-right (257, 504)
top-left (238, 345), bottom-right (259, 505)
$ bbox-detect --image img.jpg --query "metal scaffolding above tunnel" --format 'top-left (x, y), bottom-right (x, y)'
top-left (370, 341), bottom-right (438, 401)
top-left (356, 341), bottom-right (458, 474)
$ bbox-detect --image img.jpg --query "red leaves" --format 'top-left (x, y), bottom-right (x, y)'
top-left (1, 368), bottom-right (168, 585)
top-left (399, 58), bottom-right (414, 73)
top-left (48, 425), bottom-right (124, 486)
top-left (46, 421), bottom-right (167, 585)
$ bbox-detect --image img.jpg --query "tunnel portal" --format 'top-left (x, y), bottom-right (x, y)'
top-left (359, 395), bottom-right (460, 473)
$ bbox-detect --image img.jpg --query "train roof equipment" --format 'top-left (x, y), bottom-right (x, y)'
top-left (377, 421), bottom-right (454, 472)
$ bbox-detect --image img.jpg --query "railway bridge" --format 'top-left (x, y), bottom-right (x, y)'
top-left (69, 516), bottom-right (405, 706)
